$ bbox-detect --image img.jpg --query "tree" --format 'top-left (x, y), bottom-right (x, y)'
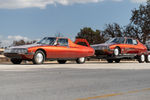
top-left (76, 27), bottom-right (106, 45)
top-left (103, 23), bottom-right (124, 40)
top-left (75, 0), bottom-right (150, 44)
top-left (124, 24), bottom-right (141, 41)
top-left (129, 1), bottom-right (150, 43)
top-left (13, 40), bottom-right (36, 46)
top-left (13, 40), bottom-right (25, 46)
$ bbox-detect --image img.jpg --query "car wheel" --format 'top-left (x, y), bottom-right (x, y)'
top-left (114, 47), bottom-right (120, 56)
top-left (115, 59), bottom-right (121, 63)
top-left (145, 54), bottom-right (150, 63)
top-left (11, 58), bottom-right (22, 64)
top-left (33, 50), bottom-right (45, 64)
top-left (76, 57), bottom-right (86, 64)
top-left (107, 59), bottom-right (113, 63)
top-left (138, 54), bottom-right (145, 63)
top-left (57, 60), bottom-right (67, 64)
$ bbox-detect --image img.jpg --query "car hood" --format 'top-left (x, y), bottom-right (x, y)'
top-left (91, 43), bottom-right (115, 47)
top-left (9, 44), bottom-right (44, 49)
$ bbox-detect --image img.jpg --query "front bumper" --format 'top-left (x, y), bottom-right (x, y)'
top-left (4, 53), bottom-right (34, 60)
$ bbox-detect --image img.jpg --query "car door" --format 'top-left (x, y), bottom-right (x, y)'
top-left (132, 39), bottom-right (139, 53)
top-left (54, 38), bottom-right (71, 58)
top-left (125, 38), bottom-right (138, 54)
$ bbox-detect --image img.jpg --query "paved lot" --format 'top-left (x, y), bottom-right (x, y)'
top-left (0, 61), bottom-right (150, 100)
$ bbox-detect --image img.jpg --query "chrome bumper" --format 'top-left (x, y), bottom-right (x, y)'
top-left (4, 52), bottom-right (34, 59)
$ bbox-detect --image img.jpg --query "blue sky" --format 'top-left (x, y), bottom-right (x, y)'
top-left (0, 0), bottom-right (146, 46)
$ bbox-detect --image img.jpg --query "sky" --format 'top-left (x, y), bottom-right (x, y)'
top-left (0, 0), bottom-right (147, 46)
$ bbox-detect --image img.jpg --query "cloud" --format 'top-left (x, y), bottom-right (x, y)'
top-left (112, 0), bottom-right (123, 2)
top-left (7, 35), bottom-right (30, 41)
top-left (0, 0), bottom-right (147, 9)
top-left (0, 35), bottom-right (31, 47)
top-left (0, 35), bottom-right (10, 47)
top-left (0, 0), bottom-right (104, 9)
top-left (130, 0), bottom-right (147, 3)
top-left (0, 35), bottom-right (3, 39)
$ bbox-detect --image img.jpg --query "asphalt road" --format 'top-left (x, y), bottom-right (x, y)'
top-left (0, 62), bottom-right (150, 100)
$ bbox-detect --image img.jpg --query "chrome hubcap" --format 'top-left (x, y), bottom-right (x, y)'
top-left (79, 57), bottom-right (85, 62)
top-left (114, 48), bottom-right (119, 56)
top-left (141, 55), bottom-right (145, 62)
top-left (36, 53), bottom-right (43, 63)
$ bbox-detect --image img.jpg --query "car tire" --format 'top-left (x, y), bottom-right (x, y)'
top-left (11, 58), bottom-right (22, 64)
top-left (115, 59), bottom-right (121, 63)
top-left (107, 59), bottom-right (113, 63)
top-left (138, 54), bottom-right (145, 63)
top-left (145, 54), bottom-right (150, 63)
top-left (76, 57), bottom-right (86, 64)
top-left (32, 50), bottom-right (45, 64)
top-left (57, 60), bottom-right (67, 64)
top-left (114, 47), bottom-right (120, 56)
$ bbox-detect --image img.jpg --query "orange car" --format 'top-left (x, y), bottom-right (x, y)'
top-left (4, 37), bottom-right (94, 64)
top-left (92, 37), bottom-right (150, 63)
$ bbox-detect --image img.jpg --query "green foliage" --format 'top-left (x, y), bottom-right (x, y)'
top-left (76, 24), bottom-right (124, 45)
top-left (124, 24), bottom-right (141, 41)
top-left (13, 40), bottom-right (36, 46)
top-left (128, 2), bottom-right (150, 43)
top-left (103, 23), bottom-right (124, 39)
top-left (76, 27), bottom-right (106, 45)
top-left (76, 1), bottom-right (150, 44)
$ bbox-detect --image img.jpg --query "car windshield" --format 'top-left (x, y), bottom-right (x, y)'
top-left (105, 37), bottom-right (125, 44)
top-left (37, 37), bottom-right (56, 45)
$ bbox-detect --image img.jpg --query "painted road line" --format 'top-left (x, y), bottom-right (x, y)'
top-left (76, 88), bottom-right (150, 100)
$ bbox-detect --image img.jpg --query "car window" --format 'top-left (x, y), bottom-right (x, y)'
top-left (133, 40), bottom-right (138, 45)
top-left (126, 39), bottom-right (133, 44)
top-left (37, 37), bottom-right (56, 45)
top-left (57, 39), bottom-right (68, 46)
top-left (105, 37), bottom-right (125, 44)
